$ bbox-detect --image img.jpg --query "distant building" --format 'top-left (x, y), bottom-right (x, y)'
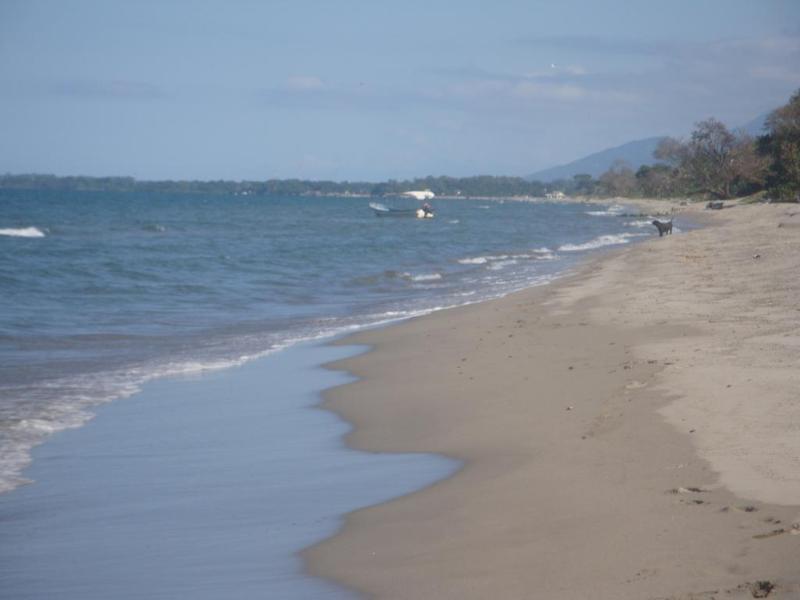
top-left (545, 191), bottom-right (565, 200)
top-left (402, 189), bottom-right (435, 200)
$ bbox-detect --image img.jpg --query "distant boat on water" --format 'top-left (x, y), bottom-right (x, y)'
top-left (369, 202), bottom-right (434, 219)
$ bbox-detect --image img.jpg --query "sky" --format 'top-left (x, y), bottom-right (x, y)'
top-left (1, 0), bottom-right (799, 181)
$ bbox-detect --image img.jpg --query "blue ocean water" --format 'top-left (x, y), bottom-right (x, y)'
top-left (0, 189), bottom-right (657, 492)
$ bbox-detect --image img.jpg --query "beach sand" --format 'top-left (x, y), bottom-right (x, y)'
top-left (305, 201), bottom-right (800, 599)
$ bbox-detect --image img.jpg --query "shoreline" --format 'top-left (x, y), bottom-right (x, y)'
top-left (0, 341), bottom-right (454, 598)
top-left (0, 194), bottom-right (656, 497)
top-left (305, 201), bottom-right (800, 598)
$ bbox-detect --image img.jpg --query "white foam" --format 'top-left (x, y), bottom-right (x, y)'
top-left (459, 249), bottom-right (557, 266)
top-left (0, 346), bottom-right (288, 495)
top-left (458, 256), bottom-right (489, 265)
top-left (625, 220), bottom-right (654, 228)
top-left (409, 272), bottom-right (442, 282)
top-left (531, 247), bottom-right (556, 260)
top-left (488, 259), bottom-right (518, 270)
top-left (558, 233), bottom-right (643, 252)
top-left (0, 227), bottom-right (46, 238)
top-left (586, 204), bottom-right (625, 217)
top-left (0, 256), bottom-right (576, 495)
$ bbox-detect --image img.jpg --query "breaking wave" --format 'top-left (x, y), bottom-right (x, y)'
top-left (558, 233), bottom-right (645, 252)
top-left (0, 227), bottom-right (46, 238)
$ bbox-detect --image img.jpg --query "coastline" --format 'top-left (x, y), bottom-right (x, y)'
top-left (0, 342), bottom-right (453, 598)
top-left (305, 201), bottom-right (800, 598)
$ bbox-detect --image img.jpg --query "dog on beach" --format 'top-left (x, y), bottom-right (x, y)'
top-left (652, 219), bottom-right (673, 237)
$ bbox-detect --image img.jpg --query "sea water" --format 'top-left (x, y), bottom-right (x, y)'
top-left (0, 190), bottom-right (661, 596)
top-left (0, 342), bottom-right (456, 598)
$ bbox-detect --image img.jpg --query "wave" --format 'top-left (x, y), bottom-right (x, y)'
top-left (458, 256), bottom-right (488, 265)
top-left (625, 219), bottom-right (654, 228)
top-left (488, 259), bottom-right (518, 271)
top-left (558, 233), bottom-right (644, 252)
top-left (458, 248), bottom-right (556, 266)
top-left (0, 252), bottom-right (571, 495)
top-left (0, 295), bottom-right (483, 494)
top-left (0, 227), bottom-right (46, 238)
top-left (0, 348), bottom-right (282, 495)
top-left (586, 204), bottom-right (626, 217)
top-left (404, 272), bottom-right (443, 282)
top-left (531, 247), bottom-right (556, 260)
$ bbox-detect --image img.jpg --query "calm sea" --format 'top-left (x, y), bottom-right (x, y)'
top-left (0, 189), bottom-right (657, 492)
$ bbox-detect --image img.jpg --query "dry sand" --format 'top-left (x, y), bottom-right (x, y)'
top-left (305, 200), bottom-right (800, 599)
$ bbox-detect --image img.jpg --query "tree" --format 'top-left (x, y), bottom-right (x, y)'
top-left (635, 164), bottom-right (680, 198)
top-left (598, 160), bottom-right (636, 197)
top-left (655, 118), bottom-right (767, 199)
top-left (759, 89), bottom-right (800, 201)
top-left (571, 173), bottom-right (596, 196)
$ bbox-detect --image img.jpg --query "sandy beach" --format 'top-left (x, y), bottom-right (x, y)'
top-left (305, 200), bottom-right (800, 599)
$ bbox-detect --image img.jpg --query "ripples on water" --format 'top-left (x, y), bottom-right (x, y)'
top-left (0, 189), bottom-right (656, 491)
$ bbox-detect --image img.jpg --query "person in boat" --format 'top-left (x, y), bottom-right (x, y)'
top-left (422, 202), bottom-right (433, 216)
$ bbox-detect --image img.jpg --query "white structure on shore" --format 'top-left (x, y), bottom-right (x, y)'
top-left (402, 189), bottom-right (435, 201)
top-left (545, 191), bottom-right (565, 200)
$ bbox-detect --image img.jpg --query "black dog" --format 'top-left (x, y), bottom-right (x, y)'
top-left (652, 219), bottom-right (673, 236)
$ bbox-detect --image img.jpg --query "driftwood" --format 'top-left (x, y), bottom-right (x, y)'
top-left (706, 201), bottom-right (725, 210)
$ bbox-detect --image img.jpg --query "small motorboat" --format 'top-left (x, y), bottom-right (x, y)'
top-left (370, 202), bottom-right (434, 219)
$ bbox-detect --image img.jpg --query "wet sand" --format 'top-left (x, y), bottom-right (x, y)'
top-left (305, 200), bottom-right (800, 599)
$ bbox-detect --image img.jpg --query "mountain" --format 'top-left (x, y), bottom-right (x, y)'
top-left (527, 136), bottom-right (666, 182)
top-left (527, 110), bottom-right (774, 183)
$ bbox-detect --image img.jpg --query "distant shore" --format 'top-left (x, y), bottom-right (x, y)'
top-left (0, 173), bottom-right (688, 205)
top-left (305, 200), bottom-right (800, 598)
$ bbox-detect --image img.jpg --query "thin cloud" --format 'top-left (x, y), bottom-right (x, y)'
top-left (285, 75), bottom-right (324, 91)
top-left (52, 79), bottom-right (166, 100)
top-left (517, 34), bottom-right (677, 57)
top-left (523, 64), bottom-right (588, 79)
top-left (254, 30), bottom-right (796, 138)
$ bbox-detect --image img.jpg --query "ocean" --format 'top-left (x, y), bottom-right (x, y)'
top-left (0, 189), bottom-right (662, 596)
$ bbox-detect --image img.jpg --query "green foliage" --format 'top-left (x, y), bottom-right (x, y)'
top-left (635, 164), bottom-right (681, 198)
top-left (597, 159), bottom-right (636, 197)
top-left (759, 89), bottom-right (800, 201)
top-left (571, 173), bottom-right (597, 195)
top-left (654, 119), bottom-right (767, 199)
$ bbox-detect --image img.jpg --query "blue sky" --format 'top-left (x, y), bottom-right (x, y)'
top-left (1, 0), bottom-right (798, 181)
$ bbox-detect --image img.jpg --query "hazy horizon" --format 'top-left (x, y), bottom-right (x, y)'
top-left (1, 0), bottom-right (798, 181)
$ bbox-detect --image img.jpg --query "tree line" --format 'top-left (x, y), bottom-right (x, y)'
top-left (0, 173), bottom-right (550, 199)
top-left (586, 89), bottom-right (800, 201)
